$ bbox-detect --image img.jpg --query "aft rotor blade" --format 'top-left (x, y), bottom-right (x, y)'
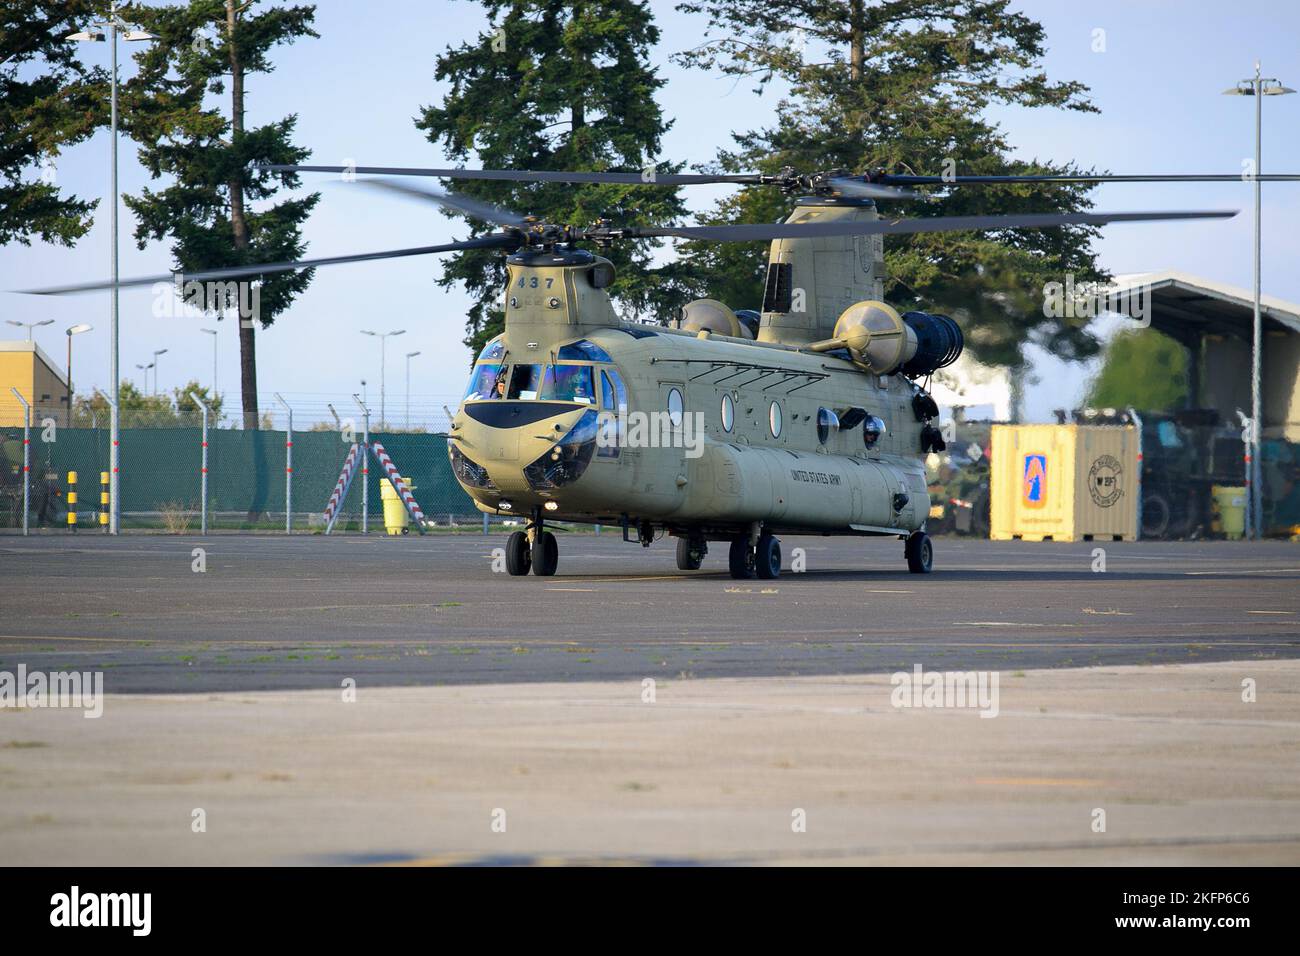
top-left (617, 208), bottom-right (1237, 242)
top-left (351, 177), bottom-right (529, 226)
top-left (15, 235), bottom-right (519, 295)
top-left (261, 163), bottom-right (763, 186)
top-left (879, 172), bottom-right (1300, 186)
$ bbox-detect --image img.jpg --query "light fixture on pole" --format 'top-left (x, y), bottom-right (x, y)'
top-left (360, 329), bottom-right (405, 429)
top-left (1223, 62), bottom-right (1294, 541)
top-left (152, 348), bottom-right (168, 396)
top-left (68, 3), bottom-right (156, 534)
top-left (7, 318), bottom-right (55, 341)
top-left (65, 324), bottom-right (93, 428)
top-left (404, 351), bottom-right (421, 430)
top-left (200, 328), bottom-right (218, 413)
top-left (136, 361), bottom-right (154, 397)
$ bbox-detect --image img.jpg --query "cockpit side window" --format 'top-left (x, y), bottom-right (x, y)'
top-left (507, 364), bottom-right (544, 400)
top-left (478, 338), bottom-right (505, 362)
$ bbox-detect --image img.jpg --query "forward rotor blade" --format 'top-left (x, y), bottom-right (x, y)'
top-left (15, 235), bottom-right (519, 295)
top-left (261, 163), bottom-right (763, 186)
top-left (351, 178), bottom-right (529, 226)
top-left (616, 209), bottom-right (1237, 242)
top-left (879, 172), bottom-right (1300, 186)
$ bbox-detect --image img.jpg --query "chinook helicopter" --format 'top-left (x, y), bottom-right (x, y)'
top-left (29, 162), bottom-right (1300, 578)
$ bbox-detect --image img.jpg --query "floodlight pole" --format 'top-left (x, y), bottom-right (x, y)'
top-left (189, 392), bottom-right (211, 535)
top-left (109, 15), bottom-right (120, 533)
top-left (10, 388), bottom-right (30, 536)
top-left (68, 4), bottom-right (156, 534)
top-left (1225, 63), bottom-right (1294, 539)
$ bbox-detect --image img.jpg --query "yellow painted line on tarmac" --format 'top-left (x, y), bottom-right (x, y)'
top-left (1247, 610), bottom-right (1296, 615)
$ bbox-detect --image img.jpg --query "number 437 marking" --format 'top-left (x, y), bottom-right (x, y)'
top-left (517, 276), bottom-right (555, 288)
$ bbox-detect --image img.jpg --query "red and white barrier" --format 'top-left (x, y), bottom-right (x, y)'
top-left (323, 443), bottom-right (361, 534)
top-left (369, 441), bottom-right (426, 530)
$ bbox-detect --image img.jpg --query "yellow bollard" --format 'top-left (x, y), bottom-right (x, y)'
top-left (100, 471), bottom-right (110, 530)
top-left (381, 475), bottom-right (414, 535)
top-left (66, 471), bottom-right (78, 532)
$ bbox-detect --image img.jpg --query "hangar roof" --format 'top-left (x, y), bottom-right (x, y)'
top-left (1107, 270), bottom-right (1300, 343)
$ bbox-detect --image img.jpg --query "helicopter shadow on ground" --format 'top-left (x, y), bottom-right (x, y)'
top-left (553, 567), bottom-right (1300, 584)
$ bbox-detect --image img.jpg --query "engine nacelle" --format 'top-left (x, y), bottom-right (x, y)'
top-left (805, 300), bottom-right (962, 377)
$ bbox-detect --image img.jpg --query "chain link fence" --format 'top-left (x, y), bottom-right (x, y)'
top-left (0, 395), bottom-right (495, 533)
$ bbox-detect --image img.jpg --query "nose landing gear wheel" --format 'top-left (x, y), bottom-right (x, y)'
top-left (505, 530), bottom-right (531, 576)
top-left (755, 533), bottom-right (781, 580)
top-left (676, 536), bottom-right (707, 571)
top-left (905, 531), bottom-right (933, 574)
top-left (728, 537), bottom-right (756, 579)
top-left (532, 530), bottom-right (559, 576)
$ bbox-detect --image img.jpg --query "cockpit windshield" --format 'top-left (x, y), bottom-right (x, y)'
top-left (465, 360), bottom-right (602, 404)
top-left (465, 363), bottom-right (503, 400)
top-left (540, 365), bottom-right (596, 403)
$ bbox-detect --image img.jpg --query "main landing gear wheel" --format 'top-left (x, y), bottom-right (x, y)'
top-left (532, 530), bottom-right (559, 576)
top-left (728, 537), bottom-right (756, 579)
top-left (905, 531), bottom-right (933, 574)
top-left (755, 533), bottom-right (781, 580)
top-left (676, 537), bottom-right (707, 571)
top-left (505, 530), bottom-right (531, 576)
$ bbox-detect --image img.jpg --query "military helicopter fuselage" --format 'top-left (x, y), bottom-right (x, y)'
top-left (448, 197), bottom-right (959, 577)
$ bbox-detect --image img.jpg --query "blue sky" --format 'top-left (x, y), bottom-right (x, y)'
top-left (2, 0), bottom-right (1298, 427)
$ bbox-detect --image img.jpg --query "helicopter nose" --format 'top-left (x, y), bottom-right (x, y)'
top-left (451, 403), bottom-right (594, 498)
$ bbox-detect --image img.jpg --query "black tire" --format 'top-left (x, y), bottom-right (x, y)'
top-left (755, 533), bottom-right (781, 580)
top-left (676, 536), bottom-right (705, 571)
top-left (505, 530), bottom-right (531, 576)
top-left (532, 530), bottom-right (559, 576)
top-left (905, 531), bottom-right (933, 574)
top-left (728, 537), bottom-right (755, 579)
top-left (1141, 493), bottom-right (1171, 539)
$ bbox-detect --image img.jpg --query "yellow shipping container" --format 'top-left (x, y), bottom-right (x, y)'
top-left (990, 424), bottom-right (1139, 542)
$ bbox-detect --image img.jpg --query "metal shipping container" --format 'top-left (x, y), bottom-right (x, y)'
top-left (990, 424), bottom-right (1139, 542)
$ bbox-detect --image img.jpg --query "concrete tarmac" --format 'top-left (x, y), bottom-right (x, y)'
top-left (1, 659), bottom-right (1296, 866)
top-left (3, 534), bottom-right (1297, 865)
top-left (1, 534), bottom-right (1298, 693)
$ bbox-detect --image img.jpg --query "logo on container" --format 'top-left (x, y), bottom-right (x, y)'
top-left (1023, 454), bottom-right (1047, 508)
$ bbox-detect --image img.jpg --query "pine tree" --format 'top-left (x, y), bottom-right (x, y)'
top-left (417, 0), bottom-right (688, 357)
top-left (0, 1), bottom-right (106, 246)
top-left (120, 0), bottom-right (319, 429)
top-left (674, 0), bottom-right (1109, 367)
